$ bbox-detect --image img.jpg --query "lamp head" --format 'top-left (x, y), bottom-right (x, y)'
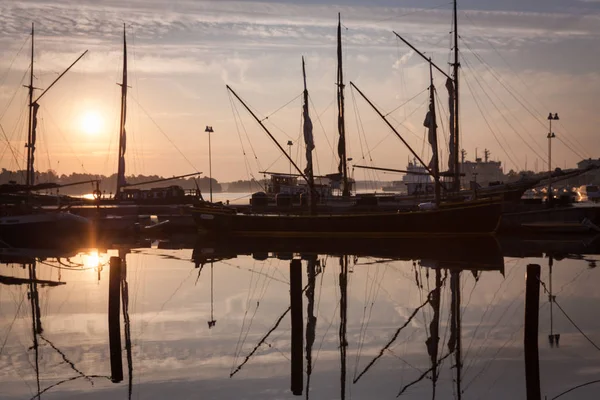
top-left (205, 126), bottom-right (213, 133)
top-left (287, 140), bottom-right (293, 146)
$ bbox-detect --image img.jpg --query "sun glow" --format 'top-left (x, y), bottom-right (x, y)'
top-left (83, 250), bottom-right (100, 269)
top-left (80, 110), bottom-right (103, 135)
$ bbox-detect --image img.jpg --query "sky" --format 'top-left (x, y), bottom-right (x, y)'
top-left (1, 0), bottom-right (600, 183)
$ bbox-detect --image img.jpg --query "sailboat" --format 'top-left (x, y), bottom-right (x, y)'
top-left (0, 23), bottom-right (91, 248)
top-left (192, 36), bottom-right (502, 237)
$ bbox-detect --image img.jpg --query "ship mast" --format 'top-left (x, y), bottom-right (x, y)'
top-left (25, 23), bottom-right (35, 187)
top-left (337, 13), bottom-right (350, 197)
top-left (116, 24), bottom-right (128, 198)
top-left (452, 0), bottom-right (460, 191)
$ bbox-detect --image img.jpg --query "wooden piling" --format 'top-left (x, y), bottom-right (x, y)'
top-left (109, 256), bottom-right (123, 383)
top-left (290, 259), bottom-right (303, 395)
top-left (524, 263), bottom-right (541, 400)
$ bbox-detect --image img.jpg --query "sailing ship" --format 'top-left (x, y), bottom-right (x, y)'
top-left (192, 13), bottom-right (502, 237)
top-left (0, 24), bottom-right (91, 248)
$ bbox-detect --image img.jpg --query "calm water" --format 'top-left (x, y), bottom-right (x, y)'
top-left (1, 236), bottom-right (599, 399)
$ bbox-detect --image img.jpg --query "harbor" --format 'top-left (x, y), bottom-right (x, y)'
top-left (2, 0), bottom-right (600, 398)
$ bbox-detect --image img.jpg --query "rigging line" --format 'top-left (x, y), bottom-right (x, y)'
top-left (462, 264), bottom-right (519, 367)
top-left (434, 89), bottom-right (449, 162)
top-left (0, 36), bottom-right (29, 91)
top-left (458, 38), bottom-right (556, 158)
top-left (134, 267), bottom-right (195, 341)
top-left (228, 91), bottom-right (256, 184)
top-left (555, 136), bottom-right (587, 163)
top-left (28, 374), bottom-right (111, 400)
top-left (459, 36), bottom-right (549, 141)
top-left (461, 54), bottom-right (527, 164)
top-left (461, 13), bottom-right (590, 159)
top-left (459, 48), bottom-right (549, 161)
top-left (551, 380), bottom-right (600, 400)
top-left (129, 95), bottom-right (199, 173)
top-left (460, 63), bottom-right (521, 170)
top-left (230, 281), bottom-right (310, 377)
top-left (385, 88), bottom-right (429, 118)
top-left (39, 334), bottom-right (92, 383)
top-left (231, 306), bottom-right (291, 377)
top-left (42, 107), bottom-right (90, 174)
top-left (232, 260), bottom-right (258, 370)
top-left (353, 278), bottom-right (446, 384)
top-left (354, 265), bottom-right (380, 375)
top-left (538, 278), bottom-right (600, 352)
top-left (554, 120), bottom-right (590, 160)
top-left (396, 352), bottom-right (453, 397)
top-left (366, 96), bottom-right (429, 156)
top-left (260, 92), bottom-right (302, 122)
top-left (350, 87), bottom-right (368, 161)
top-left (220, 260), bottom-right (289, 285)
top-left (0, 292), bottom-right (26, 357)
top-left (463, 267), bottom-right (522, 376)
top-left (309, 94), bottom-right (334, 155)
top-left (463, 289), bottom-right (526, 391)
top-left (0, 123), bottom-right (23, 171)
top-left (231, 92), bottom-right (264, 171)
top-left (0, 61), bottom-right (30, 122)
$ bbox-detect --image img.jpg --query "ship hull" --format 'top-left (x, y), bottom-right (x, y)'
top-left (192, 201), bottom-right (502, 238)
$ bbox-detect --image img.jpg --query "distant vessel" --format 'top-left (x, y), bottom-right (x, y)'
top-left (381, 158), bottom-right (434, 195)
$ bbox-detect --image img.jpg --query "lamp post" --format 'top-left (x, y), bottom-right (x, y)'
top-left (287, 140), bottom-right (293, 176)
top-left (547, 113), bottom-right (558, 204)
top-left (205, 126), bottom-right (214, 202)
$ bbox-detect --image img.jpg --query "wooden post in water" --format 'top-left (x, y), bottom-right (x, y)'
top-left (290, 258), bottom-right (303, 395)
top-left (109, 256), bottom-right (123, 383)
top-left (524, 264), bottom-right (541, 400)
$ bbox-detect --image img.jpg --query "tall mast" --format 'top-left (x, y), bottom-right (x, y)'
top-left (26, 23), bottom-right (34, 187)
top-left (116, 24), bottom-right (128, 198)
top-left (337, 13), bottom-right (350, 197)
top-left (452, 0), bottom-right (460, 191)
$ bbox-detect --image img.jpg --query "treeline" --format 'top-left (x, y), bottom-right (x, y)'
top-left (0, 169), bottom-right (222, 195)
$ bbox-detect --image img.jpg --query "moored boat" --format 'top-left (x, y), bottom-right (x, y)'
top-left (192, 200), bottom-right (501, 237)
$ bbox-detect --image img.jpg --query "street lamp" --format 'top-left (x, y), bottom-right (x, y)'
top-left (287, 140), bottom-right (293, 176)
top-left (547, 113), bottom-right (559, 204)
top-left (205, 126), bottom-right (214, 202)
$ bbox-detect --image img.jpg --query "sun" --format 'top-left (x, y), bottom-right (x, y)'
top-left (80, 110), bottom-right (103, 135)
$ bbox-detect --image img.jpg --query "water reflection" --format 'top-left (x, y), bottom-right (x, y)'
top-left (0, 235), bottom-right (599, 399)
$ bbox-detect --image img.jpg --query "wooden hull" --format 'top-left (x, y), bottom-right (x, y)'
top-left (192, 201), bottom-right (502, 237)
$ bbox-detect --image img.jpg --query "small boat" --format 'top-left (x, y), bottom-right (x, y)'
top-left (0, 207), bottom-right (90, 248)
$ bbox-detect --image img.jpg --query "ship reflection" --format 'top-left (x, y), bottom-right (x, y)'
top-left (1, 233), bottom-right (599, 399)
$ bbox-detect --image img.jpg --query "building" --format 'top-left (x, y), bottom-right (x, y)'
top-left (577, 158), bottom-right (600, 170)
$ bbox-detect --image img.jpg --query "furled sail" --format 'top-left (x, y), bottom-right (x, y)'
top-left (445, 77), bottom-right (455, 173)
top-left (302, 58), bottom-right (314, 178)
top-left (423, 103), bottom-right (438, 171)
top-left (303, 100), bottom-right (314, 177)
top-left (30, 102), bottom-right (40, 184)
